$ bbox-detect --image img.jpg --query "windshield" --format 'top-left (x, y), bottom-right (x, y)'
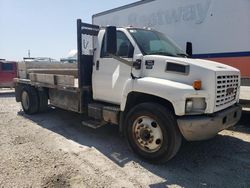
top-left (128, 29), bottom-right (186, 57)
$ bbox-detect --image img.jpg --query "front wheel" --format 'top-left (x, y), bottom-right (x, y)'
top-left (125, 103), bottom-right (182, 163)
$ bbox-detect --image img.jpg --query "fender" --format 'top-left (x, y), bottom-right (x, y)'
top-left (121, 77), bottom-right (200, 116)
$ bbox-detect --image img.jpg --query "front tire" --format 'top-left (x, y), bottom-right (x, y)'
top-left (125, 103), bottom-right (182, 163)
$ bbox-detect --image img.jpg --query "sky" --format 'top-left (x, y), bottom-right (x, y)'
top-left (0, 0), bottom-right (137, 61)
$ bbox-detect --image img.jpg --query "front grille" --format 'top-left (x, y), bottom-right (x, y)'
top-left (216, 75), bottom-right (239, 107)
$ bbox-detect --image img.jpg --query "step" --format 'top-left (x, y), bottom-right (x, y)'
top-left (82, 118), bottom-right (106, 129)
top-left (88, 103), bottom-right (120, 125)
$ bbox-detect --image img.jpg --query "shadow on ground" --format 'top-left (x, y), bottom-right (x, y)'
top-left (239, 110), bottom-right (250, 127)
top-left (17, 107), bottom-right (250, 187)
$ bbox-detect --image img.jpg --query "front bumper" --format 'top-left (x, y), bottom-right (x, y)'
top-left (177, 104), bottom-right (242, 141)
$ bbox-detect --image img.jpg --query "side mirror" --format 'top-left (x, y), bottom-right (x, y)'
top-left (105, 26), bottom-right (117, 55)
top-left (186, 42), bottom-right (193, 57)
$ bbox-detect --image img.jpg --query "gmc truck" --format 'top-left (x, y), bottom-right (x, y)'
top-left (14, 19), bottom-right (242, 163)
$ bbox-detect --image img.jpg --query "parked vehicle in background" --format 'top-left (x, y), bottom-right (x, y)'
top-left (60, 50), bottom-right (77, 64)
top-left (0, 60), bottom-right (17, 88)
top-left (23, 57), bottom-right (59, 63)
top-left (60, 57), bottom-right (77, 64)
top-left (92, 0), bottom-right (250, 85)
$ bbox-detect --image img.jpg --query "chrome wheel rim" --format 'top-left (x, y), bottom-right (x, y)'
top-left (132, 116), bottom-right (163, 153)
top-left (21, 91), bottom-right (29, 110)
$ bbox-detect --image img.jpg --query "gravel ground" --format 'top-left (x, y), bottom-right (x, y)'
top-left (0, 88), bottom-right (250, 188)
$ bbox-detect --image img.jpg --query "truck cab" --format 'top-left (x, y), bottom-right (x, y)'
top-left (0, 60), bottom-right (17, 88)
top-left (14, 20), bottom-right (242, 163)
top-left (93, 27), bottom-right (241, 115)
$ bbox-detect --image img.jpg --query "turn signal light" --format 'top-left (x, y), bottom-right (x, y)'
top-left (193, 80), bottom-right (202, 90)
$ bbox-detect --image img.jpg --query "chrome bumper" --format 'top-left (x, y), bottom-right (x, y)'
top-left (177, 105), bottom-right (242, 141)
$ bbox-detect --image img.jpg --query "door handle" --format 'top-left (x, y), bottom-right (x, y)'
top-left (96, 61), bottom-right (99, 70)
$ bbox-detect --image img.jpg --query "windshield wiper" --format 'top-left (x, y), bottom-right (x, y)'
top-left (177, 53), bottom-right (188, 57)
top-left (148, 51), bottom-right (176, 57)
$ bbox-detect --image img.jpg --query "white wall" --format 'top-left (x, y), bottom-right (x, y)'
top-left (93, 0), bottom-right (250, 54)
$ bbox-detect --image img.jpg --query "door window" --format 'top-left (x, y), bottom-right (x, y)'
top-left (2, 63), bottom-right (14, 71)
top-left (101, 31), bottom-right (133, 58)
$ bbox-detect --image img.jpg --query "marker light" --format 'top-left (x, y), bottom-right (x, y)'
top-left (193, 80), bottom-right (202, 90)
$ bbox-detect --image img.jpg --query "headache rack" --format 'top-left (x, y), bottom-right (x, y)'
top-left (77, 19), bottom-right (99, 88)
top-left (77, 19), bottom-right (100, 110)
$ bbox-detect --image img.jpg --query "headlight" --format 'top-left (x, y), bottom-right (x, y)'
top-left (186, 100), bottom-right (193, 112)
top-left (185, 98), bottom-right (207, 114)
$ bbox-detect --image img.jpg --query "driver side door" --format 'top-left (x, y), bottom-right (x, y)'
top-left (92, 31), bottom-right (134, 104)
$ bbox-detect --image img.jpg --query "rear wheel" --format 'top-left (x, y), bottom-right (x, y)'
top-left (21, 86), bottom-right (39, 114)
top-left (38, 90), bottom-right (48, 112)
top-left (125, 103), bottom-right (182, 163)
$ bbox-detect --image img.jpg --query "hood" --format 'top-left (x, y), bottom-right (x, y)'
top-left (137, 55), bottom-right (240, 113)
top-left (184, 58), bottom-right (239, 72)
top-left (139, 55), bottom-right (240, 91)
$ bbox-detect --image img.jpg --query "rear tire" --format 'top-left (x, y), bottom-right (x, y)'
top-left (125, 103), bottom-right (182, 163)
top-left (21, 86), bottom-right (39, 115)
top-left (38, 90), bottom-right (48, 112)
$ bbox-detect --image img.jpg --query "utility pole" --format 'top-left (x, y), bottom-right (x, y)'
top-left (28, 50), bottom-right (30, 58)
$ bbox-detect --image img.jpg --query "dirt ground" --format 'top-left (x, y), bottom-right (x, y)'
top-left (0, 88), bottom-right (249, 188)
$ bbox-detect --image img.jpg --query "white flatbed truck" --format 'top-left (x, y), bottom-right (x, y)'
top-left (14, 19), bottom-right (242, 163)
